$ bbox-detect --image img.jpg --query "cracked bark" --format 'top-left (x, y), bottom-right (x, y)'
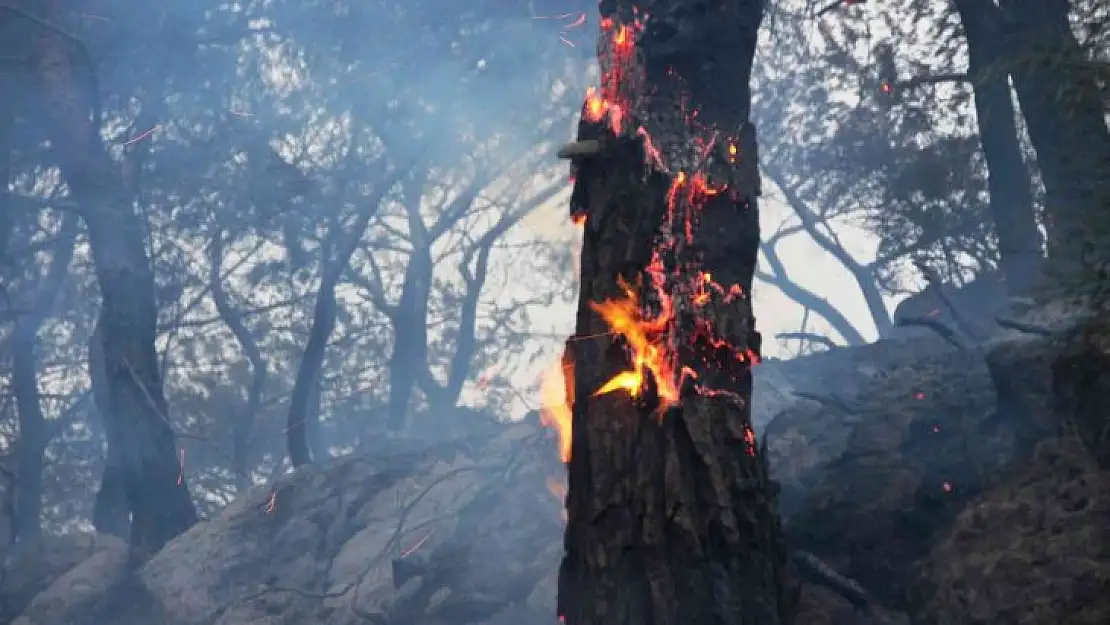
top-left (557, 2), bottom-right (795, 624)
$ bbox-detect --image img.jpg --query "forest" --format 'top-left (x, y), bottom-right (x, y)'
top-left (0, 0), bottom-right (1107, 624)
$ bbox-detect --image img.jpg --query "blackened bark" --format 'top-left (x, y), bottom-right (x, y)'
top-left (953, 0), bottom-right (1042, 294)
top-left (557, 2), bottom-right (794, 624)
top-left (27, 1), bottom-right (196, 555)
top-left (998, 0), bottom-right (1110, 277)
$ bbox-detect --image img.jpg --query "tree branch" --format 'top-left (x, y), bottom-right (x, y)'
top-left (763, 164), bottom-right (893, 335)
top-left (774, 332), bottom-right (837, 351)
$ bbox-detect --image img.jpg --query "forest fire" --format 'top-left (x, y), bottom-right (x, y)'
top-left (540, 359), bottom-right (573, 462)
top-left (540, 8), bottom-right (757, 465)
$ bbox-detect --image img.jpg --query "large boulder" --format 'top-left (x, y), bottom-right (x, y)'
top-left (0, 534), bottom-right (123, 624)
top-left (139, 420), bottom-right (564, 625)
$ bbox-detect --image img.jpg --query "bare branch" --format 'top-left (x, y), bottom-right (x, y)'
top-left (995, 316), bottom-right (1053, 336)
top-left (775, 331), bottom-right (837, 351)
top-left (791, 550), bottom-right (872, 609)
top-left (912, 259), bottom-right (982, 340)
top-left (896, 315), bottom-right (967, 350)
top-left (895, 73), bottom-right (970, 90)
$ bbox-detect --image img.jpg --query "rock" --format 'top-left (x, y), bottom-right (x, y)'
top-left (911, 437), bottom-right (1110, 625)
top-left (0, 533), bottom-right (120, 624)
top-left (138, 423), bottom-right (563, 625)
top-left (1052, 319), bottom-right (1110, 469)
top-left (10, 535), bottom-right (131, 625)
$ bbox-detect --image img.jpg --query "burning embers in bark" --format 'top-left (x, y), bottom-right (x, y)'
top-left (542, 8), bottom-right (762, 464)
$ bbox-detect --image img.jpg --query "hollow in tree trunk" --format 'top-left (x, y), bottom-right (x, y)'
top-left (555, 2), bottom-right (795, 624)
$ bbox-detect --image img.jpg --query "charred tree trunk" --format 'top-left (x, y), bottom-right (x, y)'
top-left (998, 0), bottom-right (1110, 279)
top-left (953, 0), bottom-right (1042, 294)
top-left (556, 2), bottom-right (794, 624)
top-left (25, 1), bottom-right (196, 556)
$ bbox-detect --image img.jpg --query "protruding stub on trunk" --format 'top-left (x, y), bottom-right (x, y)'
top-left (557, 139), bottom-right (602, 160)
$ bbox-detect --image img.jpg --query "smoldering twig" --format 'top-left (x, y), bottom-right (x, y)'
top-left (896, 315), bottom-right (967, 350)
top-left (791, 550), bottom-right (872, 609)
top-left (995, 316), bottom-right (1053, 336)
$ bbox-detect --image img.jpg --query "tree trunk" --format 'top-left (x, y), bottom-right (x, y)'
top-left (28, 0), bottom-right (196, 556)
top-left (10, 220), bottom-right (76, 543)
top-left (287, 272), bottom-right (336, 467)
top-left (386, 246), bottom-right (433, 429)
top-left (210, 233), bottom-right (267, 491)
top-left (88, 325), bottom-right (131, 539)
top-left (954, 0), bottom-right (1042, 294)
top-left (556, 2), bottom-right (794, 624)
top-left (998, 0), bottom-right (1110, 281)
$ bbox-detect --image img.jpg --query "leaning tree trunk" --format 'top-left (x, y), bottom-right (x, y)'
top-left (26, 0), bottom-right (196, 556)
top-left (954, 0), bottom-right (1041, 295)
top-left (555, 2), bottom-right (794, 624)
top-left (998, 0), bottom-right (1110, 281)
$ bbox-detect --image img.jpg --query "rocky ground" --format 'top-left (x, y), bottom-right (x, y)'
top-left (1, 300), bottom-right (1107, 625)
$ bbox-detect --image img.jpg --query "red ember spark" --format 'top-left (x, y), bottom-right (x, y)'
top-left (265, 491), bottom-right (277, 514)
top-left (941, 481), bottom-right (953, 493)
top-left (914, 392), bottom-right (926, 400)
top-left (400, 529), bottom-right (435, 558)
top-left (121, 125), bottom-right (159, 146)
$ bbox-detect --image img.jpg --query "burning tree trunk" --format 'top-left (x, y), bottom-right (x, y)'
top-left (554, 2), bottom-right (794, 624)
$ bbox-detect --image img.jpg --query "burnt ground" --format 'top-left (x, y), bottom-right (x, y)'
top-left (1, 301), bottom-right (1107, 625)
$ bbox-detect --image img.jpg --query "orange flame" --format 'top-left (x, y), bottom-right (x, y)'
top-left (540, 359), bottom-right (574, 462)
top-left (589, 277), bottom-right (683, 408)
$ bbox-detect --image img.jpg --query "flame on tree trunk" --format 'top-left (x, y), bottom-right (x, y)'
top-left (554, 1), bottom-right (794, 624)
